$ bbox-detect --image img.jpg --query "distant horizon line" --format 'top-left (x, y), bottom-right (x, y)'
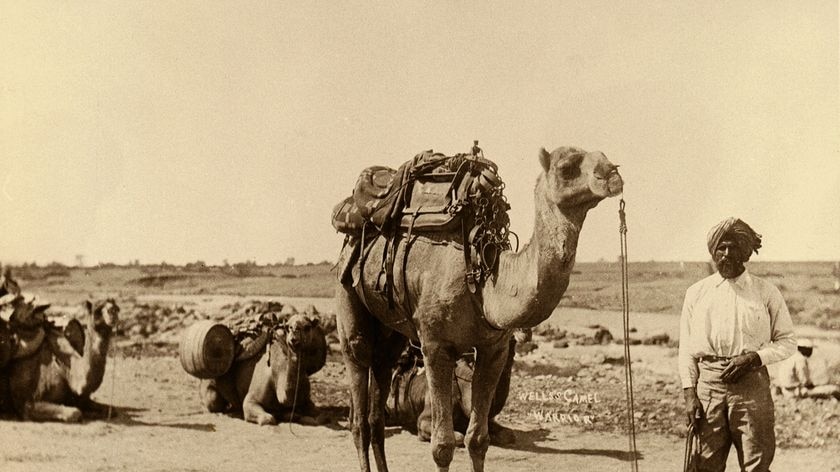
top-left (2, 258), bottom-right (838, 269)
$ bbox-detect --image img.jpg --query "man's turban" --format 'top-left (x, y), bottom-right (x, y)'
top-left (706, 217), bottom-right (762, 258)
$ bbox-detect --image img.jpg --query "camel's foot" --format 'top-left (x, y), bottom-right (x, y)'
top-left (50, 408), bottom-right (83, 423)
top-left (489, 421), bottom-right (516, 446)
top-left (285, 410), bottom-right (329, 426)
top-left (294, 414), bottom-right (321, 426)
top-left (60, 409), bottom-right (83, 423)
top-left (245, 410), bottom-right (277, 426)
top-left (256, 414), bottom-right (277, 426)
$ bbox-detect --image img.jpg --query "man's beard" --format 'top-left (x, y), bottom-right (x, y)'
top-left (716, 258), bottom-right (744, 279)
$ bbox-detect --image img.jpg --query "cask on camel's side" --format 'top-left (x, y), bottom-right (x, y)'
top-left (180, 320), bottom-right (235, 379)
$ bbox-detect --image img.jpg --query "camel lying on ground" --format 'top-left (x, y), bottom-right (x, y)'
top-left (201, 314), bottom-right (328, 425)
top-left (336, 146), bottom-right (623, 472)
top-left (386, 337), bottom-right (517, 447)
top-left (2, 298), bottom-right (120, 422)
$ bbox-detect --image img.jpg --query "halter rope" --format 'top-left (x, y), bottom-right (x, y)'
top-left (619, 197), bottom-right (639, 471)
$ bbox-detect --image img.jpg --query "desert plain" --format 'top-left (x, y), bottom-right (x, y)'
top-left (1, 260), bottom-right (838, 472)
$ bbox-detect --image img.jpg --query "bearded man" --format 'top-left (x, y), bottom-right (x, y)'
top-left (679, 217), bottom-right (796, 472)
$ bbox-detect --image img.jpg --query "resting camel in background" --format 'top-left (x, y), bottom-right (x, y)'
top-left (386, 336), bottom-right (517, 447)
top-left (200, 314), bottom-right (328, 426)
top-left (2, 298), bottom-right (120, 422)
top-left (336, 146), bottom-right (623, 472)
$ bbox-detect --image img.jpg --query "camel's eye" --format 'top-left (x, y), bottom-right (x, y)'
top-left (560, 165), bottom-right (580, 180)
top-left (556, 153), bottom-right (584, 180)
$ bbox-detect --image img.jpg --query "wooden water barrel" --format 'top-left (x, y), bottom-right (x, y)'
top-left (179, 321), bottom-right (235, 379)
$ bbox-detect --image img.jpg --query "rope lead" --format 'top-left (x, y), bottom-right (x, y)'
top-left (619, 197), bottom-right (639, 472)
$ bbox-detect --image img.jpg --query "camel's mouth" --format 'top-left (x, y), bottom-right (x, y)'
top-left (593, 167), bottom-right (623, 198)
top-left (606, 169), bottom-right (623, 196)
top-left (94, 322), bottom-right (116, 335)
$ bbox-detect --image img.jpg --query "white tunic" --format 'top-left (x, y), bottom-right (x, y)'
top-left (678, 270), bottom-right (796, 389)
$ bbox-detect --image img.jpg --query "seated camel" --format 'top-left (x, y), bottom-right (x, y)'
top-left (385, 336), bottom-right (517, 447)
top-left (1, 298), bottom-right (120, 422)
top-left (201, 314), bottom-right (328, 426)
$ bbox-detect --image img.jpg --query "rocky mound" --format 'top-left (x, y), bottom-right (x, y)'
top-left (108, 299), bottom-right (338, 355)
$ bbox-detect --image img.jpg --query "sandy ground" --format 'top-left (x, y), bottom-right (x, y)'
top-left (3, 298), bottom-right (839, 471)
top-left (2, 354), bottom-right (838, 472)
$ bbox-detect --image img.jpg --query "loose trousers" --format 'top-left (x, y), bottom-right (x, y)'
top-left (695, 359), bottom-right (776, 472)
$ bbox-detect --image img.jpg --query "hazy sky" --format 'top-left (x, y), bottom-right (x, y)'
top-left (1, 1), bottom-right (837, 266)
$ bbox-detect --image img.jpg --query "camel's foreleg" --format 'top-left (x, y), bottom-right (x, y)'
top-left (243, 362), bottom-right (278, 425)
top-left (23, 401), bottom-right (83, 423)
top-left (422, 341), bottom-right (458, 472)
top-left (465, 341), bottom-right (510, 472)
top-left (346, 361), bottom-right (372, 471)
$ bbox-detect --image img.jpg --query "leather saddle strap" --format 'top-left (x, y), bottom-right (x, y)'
top-left (385, 222), bottom-right (400, 310)
top-left (405, 367), bottom-right (420, 420)
top-left (353, 222), bottom-right (366, 288)
top-left (462, 218), bottom-right (477, 293)
top-left (390, 369), bottom-right (402, 421)
top-left (355, 224), bottom-right (379, 310)
top-left (400, 207), bottom-right (421, 321)
top-left (375, 234), bottom-right (390, 293)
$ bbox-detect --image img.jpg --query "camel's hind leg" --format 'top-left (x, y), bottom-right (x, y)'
top-left (368, 330), bottom-right (407, 472)
top-left (8, 353), bottom-right (81, 422)
top-left (200, 379), bottom-right (229, 413)
top-left (337, 285), bottom-right (375, 472)
top-left (465, 341), bottom-right (510, 472)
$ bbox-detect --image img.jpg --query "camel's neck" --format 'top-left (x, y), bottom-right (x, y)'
top-left (69, 326), bottom-right (112, 397)
top-left (483, 178), bottom-right (589, 329)
top-left (277, 345), bottom-right (306, 402)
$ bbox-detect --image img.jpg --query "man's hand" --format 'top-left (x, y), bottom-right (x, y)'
top-left (683, 387), bottom-right (703, 428)
top-left (720, 352), bottom-right (761, 384)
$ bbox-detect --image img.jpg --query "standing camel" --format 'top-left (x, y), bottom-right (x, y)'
top-left (336, 146), bottom-right (623, 472)
top-left (4, 298), bottom-right (119, 421)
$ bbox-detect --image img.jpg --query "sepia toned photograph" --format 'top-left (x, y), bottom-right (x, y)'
top-left (1, 2), bottom-right (838, 471)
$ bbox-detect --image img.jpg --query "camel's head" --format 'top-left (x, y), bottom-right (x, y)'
top-left (279, 314), bottom-right (323, 352)
top-left (538, 147), bottom-right (623, 210)
top-left (274, 314), bottom-right (327, 375)
top-left (85, 298), bottom-right (120, 334)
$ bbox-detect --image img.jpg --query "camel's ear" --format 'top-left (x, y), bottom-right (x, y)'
top-left (84, 300), bottom-right (93, 314)
top-left (539, 148), bottom-right (551, 173)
